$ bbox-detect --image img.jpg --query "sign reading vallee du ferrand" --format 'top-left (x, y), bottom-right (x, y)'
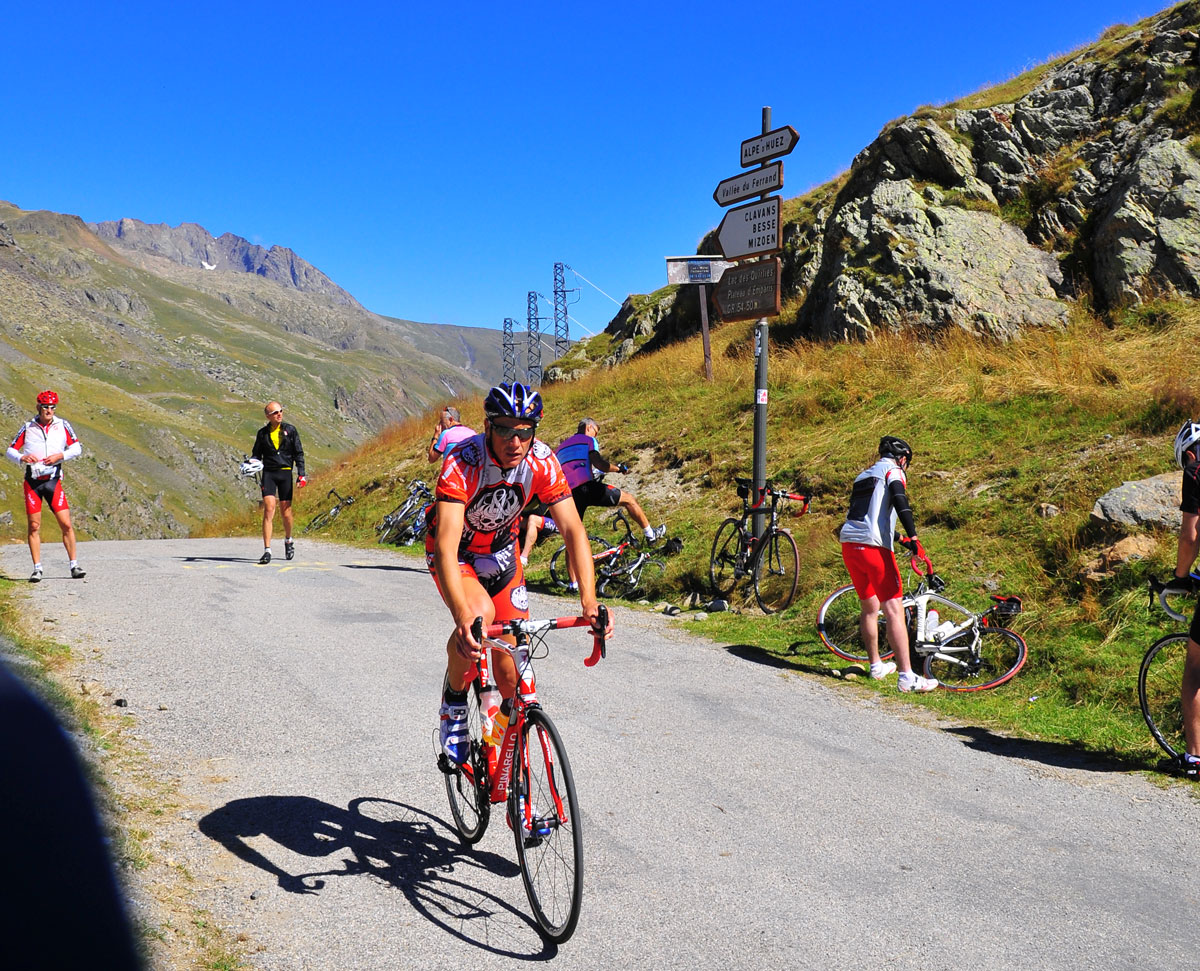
top-left (713, 161), bottom-right (783, 207)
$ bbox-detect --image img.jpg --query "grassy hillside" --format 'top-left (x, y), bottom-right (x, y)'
top-left (248, 297), bottom-right (1200, 771)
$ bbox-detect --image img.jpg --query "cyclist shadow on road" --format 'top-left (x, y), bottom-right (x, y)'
top-left (942, 726), bottom-right (1136, 773)
top-left (177, 556), bottom-right (266, 564)
top-left (342, 563), bottom-right (428, 575)
top-left (198, 794), bottom-right (557, 958)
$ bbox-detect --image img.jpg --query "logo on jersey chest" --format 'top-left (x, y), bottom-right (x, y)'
top-left (465, 485), bottom-right (524, 534)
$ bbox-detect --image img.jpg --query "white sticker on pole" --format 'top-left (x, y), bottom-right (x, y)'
top-left (756, 389), bottom-right (768, 404)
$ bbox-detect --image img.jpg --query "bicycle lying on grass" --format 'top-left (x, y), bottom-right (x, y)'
top-left (709, 477), bottom-right (811, 614)
top-left (1138, 575), bottom-right (1199, 774)
top-left (435, 605), bottom-right (609, 944)
top-left (302, 488), bottom-right (355, 534)
top-left (377, 480), bottom-right (432, 545)
top-left (816, 553), bottom-right (1027, 690)
top-left (548, 509), bottom-right (665, 600)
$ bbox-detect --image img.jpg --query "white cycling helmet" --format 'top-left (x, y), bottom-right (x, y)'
top-left (1175, 420), bottom-right (1200, 469)
top-left (240, 457), bottom-right (264, 477)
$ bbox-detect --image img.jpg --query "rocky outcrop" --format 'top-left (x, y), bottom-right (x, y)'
top-left (89, 217), bottom-right (359, 306)
top-left (595, 2), bottom-right (1200, 361)
top-left (1091, 471), bottom-right (1182, 530)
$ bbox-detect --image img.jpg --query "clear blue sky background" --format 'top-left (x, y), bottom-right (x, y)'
top-left (5, 0), bottom-right (1164, 334)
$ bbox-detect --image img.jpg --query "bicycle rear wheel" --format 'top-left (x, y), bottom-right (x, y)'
top-left (510, 706), bottom-right (583, 943)
top-left (549, 536), bottom-right (608, 589)
top-left (439, 681), bottom-right (490, 844)
top-left (924, 625), bottom-right (1027, 691)
top-left (1139, 633), bottom-right (1190, 761)
top-left (815, 585), bottom-right (895, 663)
top-left (752, 528), bottom-right (799, 614)
top-left (303, 512), bottom-right (330, 534)
top-left (709, 518), bottom-right (744, 597)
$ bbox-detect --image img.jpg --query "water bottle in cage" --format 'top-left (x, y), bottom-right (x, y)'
top-left (515, 642), bottom-right (537, 702)
top-left (479, 680), bottom-right (501, 739)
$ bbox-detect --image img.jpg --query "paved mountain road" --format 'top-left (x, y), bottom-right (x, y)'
top-left (6, 538), bottom-right (1198, 970)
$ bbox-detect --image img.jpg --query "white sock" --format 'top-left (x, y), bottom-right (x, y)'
top-left (32, 562), bottom-right (41, 570)
top-left (644, 526), bottom-right (656, 539)
top-left (69, 560), bottom-right (78, 568)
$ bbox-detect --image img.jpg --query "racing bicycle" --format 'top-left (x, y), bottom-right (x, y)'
top-left (435, 606), bottom-right (610, 943)
top-left (549, 509), bottom-right (665, 600)
top-left (709, 477), bottom-right (810, 613)
top-left (377, 480), bottom-right (433, 545)
top-left (816, 553), bottom-right (1027, 690)
top-left (1138, 575), bottom-right (1199, 772)
top-left (302, 488), bottom-right (355, 534)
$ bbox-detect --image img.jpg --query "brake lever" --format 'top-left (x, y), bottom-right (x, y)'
top-left (584, 604), bottom-right (609, 667)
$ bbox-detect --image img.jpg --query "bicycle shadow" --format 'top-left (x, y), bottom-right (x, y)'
top-left (198, 795), bottom-right (558, 958)
top-left (941, 726), bottom-right (1137, 774)
top-left (177, 555), bottom-right (262, 564)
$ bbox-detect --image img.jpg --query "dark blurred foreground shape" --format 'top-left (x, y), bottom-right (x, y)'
top-left (0, 659), bottom-right (141, 970)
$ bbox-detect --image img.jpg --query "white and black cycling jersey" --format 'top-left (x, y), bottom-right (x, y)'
top-left (838, 456), bottom-right (913, 549)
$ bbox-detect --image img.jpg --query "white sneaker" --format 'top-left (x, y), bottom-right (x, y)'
top-left (898, 673), bottom-right (939, 693)
top-left (29, 566), bottom-right (42, 583)
top-left (869, 661), bottom-right (897, 679)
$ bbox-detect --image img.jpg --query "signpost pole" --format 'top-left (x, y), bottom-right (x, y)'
top-left (752, 106), bottom-right (771, 541)
top-left (699, 283), bottom-right (713, 381)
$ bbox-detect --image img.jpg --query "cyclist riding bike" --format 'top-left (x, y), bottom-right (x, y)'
top-left (839, 435), bottom-right (937, 693)
top-left (426, 383), bottom-right (610, 763)
top-left (1167, 419), bottom-right (1200, 777)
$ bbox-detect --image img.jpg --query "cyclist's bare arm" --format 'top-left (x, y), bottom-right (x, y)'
top-left (547, 497), bottom-right (607, 634)
top-left (433, 500), bottom-right (484, 660)
top-left (1177, 511), bottom-right (1199, 580)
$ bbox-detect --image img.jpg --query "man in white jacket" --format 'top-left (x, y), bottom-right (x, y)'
top-left (6, 390), bottom-right (85, 581)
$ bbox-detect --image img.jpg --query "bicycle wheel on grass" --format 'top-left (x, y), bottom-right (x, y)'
top-left (709, 518), bottom-right (744, 597)
top-left (924, 624), bottom-right (1027, 691)
top-left (548, 536), bottom-right (609, 589)
top-left (439, 680), bottom-right (490, 844)
top-left (303, 512), bottom-right (330, 534)
top-left (602, 557), bottom-right (664, 601)
top-left (752, 528), bottom-right (799, 614)
top-left (1139, 633), bottom-right (1189, 761)
top-left (816, 585), bottom-right (895, 663)
top-left (510, 707), bottom-right (583, 943)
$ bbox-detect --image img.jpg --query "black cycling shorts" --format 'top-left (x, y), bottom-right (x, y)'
top-left (261, 469), bottom-right (294, 501)
top-left (571, 479), bottom-right (621, 517)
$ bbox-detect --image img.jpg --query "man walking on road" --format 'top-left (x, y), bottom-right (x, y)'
top-left (6, 390), bottom-right (85, 582)
top-left (251, 401), bottom-right (306, 565)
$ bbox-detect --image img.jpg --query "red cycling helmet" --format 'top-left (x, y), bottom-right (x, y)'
top-left (36, 390), bottom-right (59, 407)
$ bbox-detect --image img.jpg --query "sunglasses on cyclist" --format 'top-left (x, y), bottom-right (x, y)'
top-left (38, 404), bottom-right (56, 410)
top-left (267, 409), bottom-right (282, 416)
top-left (491, 424), bottom-right (536, 441)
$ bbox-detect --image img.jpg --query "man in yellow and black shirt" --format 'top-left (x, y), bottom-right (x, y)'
top-left (251, 400), bottom-right (307, 564)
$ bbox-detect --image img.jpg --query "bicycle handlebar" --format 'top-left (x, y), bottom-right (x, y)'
top-left (1148, 576), bottom-right (1191, 623)
top-left (472, 604), bottom-right (610, 667)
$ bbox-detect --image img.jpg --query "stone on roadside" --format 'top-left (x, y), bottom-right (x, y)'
top-left (1091, 472), bottom-right (1181, 530)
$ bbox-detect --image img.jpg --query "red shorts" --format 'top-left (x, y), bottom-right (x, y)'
top-left (427, 548), bottom-right (529, 624)
top-left (841, 543), bottom-right (902, 602)
top-left (24, 478), bottom-right (68, 515)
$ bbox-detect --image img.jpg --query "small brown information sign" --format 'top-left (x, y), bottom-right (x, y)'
top-left (714, 258), bottom-right (781, 321)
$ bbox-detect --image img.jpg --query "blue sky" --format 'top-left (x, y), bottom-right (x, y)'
top-left (5, 0), bottom-right (1163, 335)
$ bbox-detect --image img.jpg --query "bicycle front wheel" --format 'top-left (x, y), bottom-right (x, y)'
top-left (924, 625), bottom-right (1027, 691)
top-left (709, 518), bottom-right (744, 597)
top-left (816, 584), bottom-right (895, 663)
top-left (1139, 633), bottom-right (1190, 761)
top-left (752, 528), bottom-right (799, 614)
top-left (510, 707), bottom-right (583, 943)
top-left (549, 536), bottom-right (607, 589)
top-left (441, 681), bottom-right (490, 844)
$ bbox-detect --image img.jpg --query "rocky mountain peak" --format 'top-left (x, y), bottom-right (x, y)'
top-left (89, 217), bottom-right (359, 307)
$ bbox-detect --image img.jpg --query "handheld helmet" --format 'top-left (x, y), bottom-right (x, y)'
top-left (36, 390), bottom-right (59, 407)
top-left (483, 383), bottom-right (543, 423)
top-left (1174, 420), bottom-right (1200, 469)
top-left (239, 457), bottom-right (264, 477)
top-left (879, 435), bottom-right (913, 463)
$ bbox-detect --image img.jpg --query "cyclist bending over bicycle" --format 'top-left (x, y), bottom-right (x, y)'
top-left (1167, 420), bottom-right (1200, 777)
top-left (839, 436), bottom-right (937, 693)
top-left (426, 383), bottom-right (610, 763)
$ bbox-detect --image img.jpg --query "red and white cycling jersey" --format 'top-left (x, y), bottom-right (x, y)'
top-left (7, 416), bottom-right (82, 482)
top-left (429, 433), bottom-right (572, 556)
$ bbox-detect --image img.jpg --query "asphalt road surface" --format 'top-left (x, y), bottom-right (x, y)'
top-left (6, 538), bottom-right (1198, 970)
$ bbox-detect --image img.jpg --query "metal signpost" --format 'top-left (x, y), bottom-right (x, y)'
top-left (665, 257), bottom-right (734, 380)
